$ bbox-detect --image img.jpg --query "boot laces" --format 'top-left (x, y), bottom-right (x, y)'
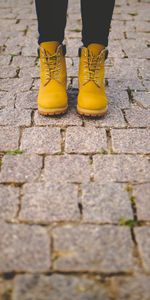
top-left (41, 48), bottom-right (61, 85)
top-left (83, 50), bottom-right (105, 87)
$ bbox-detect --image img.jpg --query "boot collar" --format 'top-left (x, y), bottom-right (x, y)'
top-left (38, 43), bottom-right (66, 58)
top-left (78, 46), bottom-right (108, 60)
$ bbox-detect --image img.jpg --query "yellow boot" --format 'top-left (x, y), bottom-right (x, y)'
top-left (37, 42), bottom-right (68, 115)
top-left (77, 44), bottom-right (108, 117)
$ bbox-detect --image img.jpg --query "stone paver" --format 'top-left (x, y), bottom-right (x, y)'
top-left (111, 129), bottom-right (150, 154)
top-left (93, 155), bottom-right (150, 183)
top-left (43, 155), bottom-right (91, 183)
top-left (11, 56), bottom-right (36, 68)
top-left (0, 126), bottom-right (20, 151)
top-left (13, 274), bottom-right (110, 300)
top-left (65, 127), bottom-right (107, 154)
top-left (0, 223), bottom-right (50, 272)
top-left (107, 90), bottom-right (130, 109)
top-left (107, 59), bottom-right (139, 81)
top-left (19, 182), bottom-right (80, 223)
top-left (0, 66), bottom-right (17, 79)
top-left (21, 127), bottom-right (61, 154)
top-left (0, 78), bottom-right (32, 93)
top-left (84, 106), bottom-right (126, 128)
top-left (81, 183), bottom-right (133, 223)
top-left (34, 107), bottom-right (83, 126)
top-left (0, 154), bottom-right (42, 183)
top-left (0, 108), bottom-right (31, 126)
top-left (0, 55), bottom-right (11, 66)
top-left (133, 92), bottom-right (150, 109)
top-left (133, 184), bottom-right (150, 220)
top-left (0, 0), bottom-right (150, 298)
top-left (0, 185), bottom-right (20, 221)
top-left (135, 227), bottom-right (150, 273)
top-left (125, 107), bottom-right (150, 128)
top-left (111, 275), bottom-right (150, 300)
top-left (52, 225), bottom-right (134, 272)
top-left (19, 66), bottom-right (39, 79)
top-left (0, 91), bottom-right (16, 109)
top-left (15, 91), bottom-right (38, 109)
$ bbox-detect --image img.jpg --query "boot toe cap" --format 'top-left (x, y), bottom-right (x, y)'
top-left (38, 92), bottom-right (68, 109)
top-left (78, 91), bottom-right (108, 111)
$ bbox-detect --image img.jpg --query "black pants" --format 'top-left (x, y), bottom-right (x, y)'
top-left (35, 0), bottom-right (115, 47)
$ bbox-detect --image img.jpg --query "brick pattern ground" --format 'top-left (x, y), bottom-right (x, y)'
top-left (0, 0), bottom-right (150, 299)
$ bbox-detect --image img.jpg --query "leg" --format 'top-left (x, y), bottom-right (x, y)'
top-left (77, 0), bottom-right (115, 117)
top-left (81, 0), bottom-right (115, 47)
top-left (35, 0), bottom-right (68, 116)
top-left (35, 0), bottom-right (68, 44)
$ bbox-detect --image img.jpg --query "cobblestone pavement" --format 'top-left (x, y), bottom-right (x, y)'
top-left (0, 0), bottom-right (150, 299)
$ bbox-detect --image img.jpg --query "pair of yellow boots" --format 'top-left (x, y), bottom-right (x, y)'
top-left (38, 41), bottom-right (108, 117)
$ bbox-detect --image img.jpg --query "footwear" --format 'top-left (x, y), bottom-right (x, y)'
top-left (77, 45), bottom-right (108, 117)
top-left (37, 42), bottom-right (68, 116)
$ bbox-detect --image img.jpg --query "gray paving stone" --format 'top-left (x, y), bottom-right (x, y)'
top-left (143, 80), bottom-right (150, 91)
top-left (0, 66), bottom-right (17, 79)
top-left (19, 66), bottom-right (39, 79)
top-left (111, 129), bottom-right (150, 154)
top-left (32, 78), bottom-right (40, 91)
top-left (66, 39), bottom-right (81, 57)
top-left (0, 91), bottom-right (16, 108)
top-left (0, 55), bottom-right (11, 66)
top-left (4, 44), bottom-right (22, 56)
top-left (133, 92), bottom-right (150, 109)
top-left (93, 155), bottom-right (150, 183)
top-left (111, 275), bottom-right (150, 300)
top-left (135, 20), bottom-right (150, 33)
top-left (121, 39), bottom-right (150, 59)
top-left (34, 106), bottom-right (82, 127)
top-left (106, 59), bottom-right (138, 81)
top-left (43, 155), bottom-right (91, 183)
top-left (13, 274), bottom-right (110, 300)
top-left (0, 78), bottom-right (32, 92)
top-left (107, 89), bottom-right (130, 109)
top-left (52, 225), bottom-right (133, 272)
top-left (67, 57), bottom-right (78, 77)
top-left (65, 127), bottom-right (107, 154)
top-left (0, 108), bottom-right (31, 126)
top-left (133, 184), bottom-right (150, 220)
top-left (125, 107), bottom-right (150, 128)
top-left (22, 38), bottom-right (38, 57)
top-left (0, 185), bottom-right (19, 221)
top-left (0, 223), bottom-right (50, 272)
top-left (69, 77), bottom-right (78, 89)
top-left (5, 35), bottom-right (25, 49)
top-left (82, 183), bottom-right (133, 223)
top-left (11, 55), bottom-right (36, 68)
top-left (108, 40), bottom-right (125, 59)
top-left (0, 280), bottom-right (14, 300)
top-left (19, 182), bottom-right (79, 223)
top-left (21, 127), bottom-right (61, 154)
top-left (84, 105), bottom-right (126, 128)
top-left (139, 59), bottom-right (150, 80)
top-left (0, 126), bottom-right (20, 151)
top-left (135, 227), bottom-right (150, 272)
top-left (0, 154), bottom-right (42, 183)
top-left (15, 91), bottom-right (38, 109)
top-left (108, 78), bottom-right (145, 92)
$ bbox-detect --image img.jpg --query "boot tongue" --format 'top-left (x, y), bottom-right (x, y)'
top-left (87, 43), bottom-right (105, 56)
top-left (41, 41), bottom-right (60, 55)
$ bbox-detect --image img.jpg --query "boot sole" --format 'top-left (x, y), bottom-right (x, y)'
top-left (38, 105), bottom-right (68, 116)
top-left (77, 105), bottom-right (108, 117)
